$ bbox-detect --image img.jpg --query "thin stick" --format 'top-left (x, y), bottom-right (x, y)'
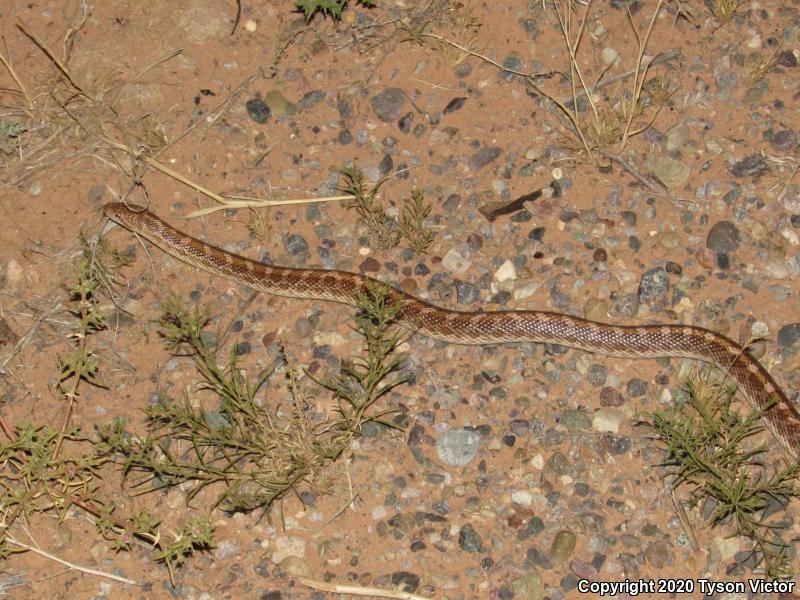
top-left (5, 536), bottom-right (138, 585)
top-left (619, 0), bottom-right (665, 149)
top-left (554, 0), bottom-right (598, 120)
top-left (597, 149), bottom-right (667, 193)
top-left (62, 1), bottom-right (88, 64)
top-left (100, 134), bottom-right (228, 204)
top-left (15, 20), bottom-right (85, 95)
top-left (563, 49), bottom-right (680, 106)
top-left (420, 32), bottom-right (596, 160)
top-left (295, 576), bottom-right (432, 600)
top-left (185, 195), bottom-right (355, 218)
top-left (0, 37), bottom-right (34, 116)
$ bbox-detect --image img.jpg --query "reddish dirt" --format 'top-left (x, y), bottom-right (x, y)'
top-left (1, 1), bottom-right (799, 599)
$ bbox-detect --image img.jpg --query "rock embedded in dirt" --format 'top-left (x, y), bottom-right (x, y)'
top-left (371, 87), bottom-right (407, 122)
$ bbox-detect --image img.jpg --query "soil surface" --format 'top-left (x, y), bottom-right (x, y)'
top-left (1, 1), bottom-right (800, 599)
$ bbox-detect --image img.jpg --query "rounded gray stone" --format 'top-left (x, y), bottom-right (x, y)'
top-left (371, 88), bottom-right (406, 122)
top-left (436, 428), bottom-right (480, 466)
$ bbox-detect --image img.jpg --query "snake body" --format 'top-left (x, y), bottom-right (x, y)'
top-left (104, 202), bottom-right (800, 458)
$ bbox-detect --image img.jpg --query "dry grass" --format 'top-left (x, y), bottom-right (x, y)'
top-left (744, 49), bottom-right (780, 88)
top-left (435, 2), bottom-right (481, 68)
top-left (709, 0), bottom-right (747, 22)
top-left (414, 0), bottom-right (676, 171)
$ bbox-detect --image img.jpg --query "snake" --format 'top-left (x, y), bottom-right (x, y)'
top-left (103, 202), bottom-right (800, 458)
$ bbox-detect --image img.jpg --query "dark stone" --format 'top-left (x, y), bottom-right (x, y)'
top-left (777, 323), bottom-right (800, 348)
top-left (391, 571), bottom-right (420, 592)
top-left (443, 96), bottom-right (467, 113)
top-left (284, 234), bottom-right (308, 256)
top-left (706, 221), bottom-right (741, 253)
top-left (454, 279), bottom-right (480, 304)
top-left (371, 88), bottom-right (407, 122)
top-left (468, 146), bottom-right (503, 171)
top-left (245, 98), bottom-right (271, 123)
top-left (458, 523), bottom-right (483, 552)
top-left (637, 267), bottom-right (669, 304)
top-left (730, 154), bottom-right (769, 178)
top-left (298, 89), bottom-right (326, 109)
top-left (398, 111), bottom-right (414, 134)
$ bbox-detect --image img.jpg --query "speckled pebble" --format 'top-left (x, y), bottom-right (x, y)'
top-left (546, 451), bottom-right (570, 475)
top-left (599, 387), bottom-right (624, 407)
top-left (626, 378), bottom-right (647, 397)
top-left (436, 428), bottom-right (480, 466)
top-left (777, 323), bottom-right (800, 348)
top-left (561, 409), bottom-right (591, 431)
top-left (768, 129), bottom-right (797, 151)
top-left (458, 523), bottom-right (483, 552)
top-left (730, 154), bottom-right (769, 178)
top-left (587, 364), bottom-right (608, 386)
top-left (610, 292), bottom-right (639, 317)
top-left (637, 267), bottom-right (669, 305)
top-left (284, 233), bottom-right (308, 256)
top-left (500, 54), bottom-right (523, 81)
top-left (392, 571), bottom-right (420, 592)
top-left (398, 111), bottom-right (414, 133)
top-left (297, 89), bottom-right (326, 109)
top-left (454, 279), bottom-right (480, 304)
top-left (245, 98), bottom-right (271, 123)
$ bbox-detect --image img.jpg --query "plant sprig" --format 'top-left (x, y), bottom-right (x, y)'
top-left (341, 165), bottom-right (435, 254)
top-left (295, 0), bottom-right (376, 21)
top-left (650, 375), bottom-right (800, 578)
top-left (0, 234), bottom-right (207, 586)
top-left (97, 283), bottom-right (410, 519)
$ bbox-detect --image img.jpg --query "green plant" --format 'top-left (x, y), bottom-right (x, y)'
top-left (0, 120), bottom-right (27, 155)
top-left (97, 282), bottom-right (409, 519)
top-left (650, 374), bottom-right (800, 578)
top-left (311, 279), bottom-right (411, 433)
top-left (399, 188), bottom-right (434, 254)
top-left (55, 233), bottom-right (126, 450)
top-left (0, 234), bottom-right (210, 586)
top-left (295, 0), bottom-right (376, 21)
top-left (341, 165), bottom-right (435, 254)
top-left (341, 165), bottom-right (399, 251)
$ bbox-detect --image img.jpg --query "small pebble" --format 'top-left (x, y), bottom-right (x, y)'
top-left (436, 428), bottom-right (480, 466)
top-left (371, 87), bottom-right (406, 122)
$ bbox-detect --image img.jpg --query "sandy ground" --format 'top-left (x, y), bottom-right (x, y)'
top-left (1, 1), bottom-right (800, 598)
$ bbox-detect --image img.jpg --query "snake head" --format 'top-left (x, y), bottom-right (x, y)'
top-left (103, 202), bottom-right (151, 227)
top-left (102, 202), bottom-right (130, 224)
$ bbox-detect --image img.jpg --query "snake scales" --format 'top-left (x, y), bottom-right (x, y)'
top-left (104, 202), bottom-right (800, 458)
